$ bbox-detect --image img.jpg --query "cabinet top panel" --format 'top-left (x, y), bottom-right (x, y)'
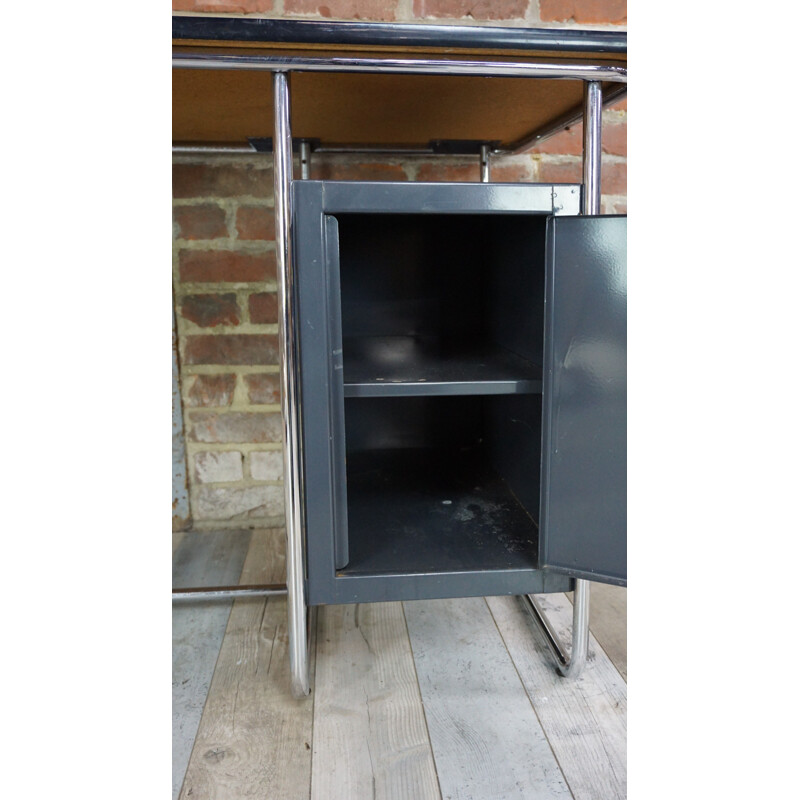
top-left (173, 16), bottom-right (626, 152)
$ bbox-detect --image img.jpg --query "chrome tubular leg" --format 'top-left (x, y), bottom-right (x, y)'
top-left (522, 581), bottom-right (590, 678)
top-left (299, 139), bottom-right (311, 180)
top-left (273, 71), bottom-right (310, 698)
top-left (582, 80), bottom-right (602, 215)
top-left (523, 81), bottom-right (602, 679)
top-left (480, 143), bottom-right (491, 183)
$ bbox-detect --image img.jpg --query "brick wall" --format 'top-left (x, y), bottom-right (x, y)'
top-left (172, 3), bottom-right (627, 530)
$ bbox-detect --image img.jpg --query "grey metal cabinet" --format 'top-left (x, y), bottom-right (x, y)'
top-left (293, 180), bottom-right (626, 606)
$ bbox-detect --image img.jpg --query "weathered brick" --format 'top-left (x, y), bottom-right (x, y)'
top-left (415, 160), bottom-right (534, 183)
top-left (179, 250), bottom-right (277, 283)
top-left (248, 292), bottom-right (279, 324)
top-left (250, 451), bottom-right (284, 481)
top-left (602, 118), bottom-right (627, 157)
top-left (536, 159), bottom-right (582, 185)
top-left (416, 163), bottom-right (478, 182)
top-left (310, 162), bottom-right (407, 181)
top-left (602, 198), bottom-right (627, 215)
top-left (186, 374), bottom-right (237, 408)
top-left (235, 206), bottom-right (276, 241)
top-left (173, 163), bottom-right (273, 199)
top-left (540, 0), bottom-right (626, 24)
top-left (181, 294), bottom-right (241, 328)
top-left (611, 98), bottom-right (627, 112)
top-left (413, 0), bottom-right (527, 19)
top-left (173, 0), bottom-right (273, 10)
top-left (491, 162), bottom-right (535, 183)
top-left (184, 334), bottom-right (279, 365)
top-left (532, 125), bottom-right (584, 156)
top-left (602, 161), bottom-right (626, 196)
top-left (244, 373), bottom-right (281, 405)
top-left (538, 159), bottom-right (626, 196)
top-left (194, 451), bottom-right (244, 483)
top-left (173, 204), bottom-right (227, 240)
top-left (194, 485), bottom-right (284, 521)
top-left (284, 0), bottom-right (398, 19)
top-left (532, 121), bottom-right (626, 157)
top-left (189, 411), bottom-right (283, 443)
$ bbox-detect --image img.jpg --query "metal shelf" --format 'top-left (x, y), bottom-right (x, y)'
top-left (342, 336), bottom-right (542, 397)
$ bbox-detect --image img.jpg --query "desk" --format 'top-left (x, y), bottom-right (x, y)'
top-left (173, 16), bottom-right (627, 697)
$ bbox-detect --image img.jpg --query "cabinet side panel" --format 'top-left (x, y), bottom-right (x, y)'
top-left (540, 216), bottom-right (626, 586)
top-left (294, 182), bottom-right (338, 604)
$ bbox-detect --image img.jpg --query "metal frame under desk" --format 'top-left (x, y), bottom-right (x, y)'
top-left (172, 16), bottom-right (627, 698)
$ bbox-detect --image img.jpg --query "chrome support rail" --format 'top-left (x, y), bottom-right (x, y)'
top-left (172, 584), bottom-right (288, 602)
top-left (274, 71), bottom-right (311, 698)
top-left (522, 80), bottom-right (602, 680)
top-left (173, 52), bottom-right (627, 83)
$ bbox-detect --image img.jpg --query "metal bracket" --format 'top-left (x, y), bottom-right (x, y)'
top-left (521, 579), bottom-right (590, 678)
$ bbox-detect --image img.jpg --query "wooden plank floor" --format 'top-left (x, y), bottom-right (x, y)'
top-left (173, 529), bottom-right (626, 800)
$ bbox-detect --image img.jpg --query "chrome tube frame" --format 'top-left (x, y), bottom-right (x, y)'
top-left (480, 143), bottom-right (491, 183)
top-left (172, 584), bottom-right (288, 602)
top-left (274, 71), bottom-right (311, 698)
top-left (522, 81), bottom-right (602, 680)
top-left (173, 52), bottom-right (627, 83)
top-left (172, 49), bottom-right (620, 690)
top-left (299, 139), bottom-right (311, 180)
top-left (521, 581), bottom-right (590, 677)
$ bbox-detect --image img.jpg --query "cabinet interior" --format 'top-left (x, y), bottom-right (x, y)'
top-left (333, 212), bottom-right (548, 576)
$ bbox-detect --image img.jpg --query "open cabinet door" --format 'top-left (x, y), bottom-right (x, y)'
top-left (539, 215), bottom-right (627, 586)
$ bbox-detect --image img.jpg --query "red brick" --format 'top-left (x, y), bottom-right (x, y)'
top-left (184, 335), bottom-right (279, 365)
top-left (284, 0), bottom-right (398, 19)
top-left (413, 0), bottom-right (527, 19)
top-left (186, 374), bottom-right (237, 408)
top-left (173, 163), bottom-right (273, 199)
top-left (181, 294), bottom-right (241, 328)
top-left (415, 160), bottom-right (535, 183)
top-left (310, 162), bottom-right (407, 181)
top-left (610, 98), bottom-right (627, 112)
top-left (173, 0), bottom-right (273, 9)
top-left (540, 0), bottom-right (626, 24)
top-left (602, 198), bottom-right (627, 215)
top-left (533, 121), bottom-right (626, 157)
top-left (235, 206), bottom-right (276, 241)
top-left (179, 250), bottom-right (276, 283)
top-left (532, 125), bottom-right (584, 156)
top-left (173, 205), bottom-right (227, 240)
top-left (416, 163), bottom-right (478, 182)
top-left (602, 118), bottom-right (627, 157)
top-left (245, 373), bottom-right (281, 404)
top-left (491, 162), bottom-right (535, 182)
top-left (602, 161), bottom-right (627, 196)
top-left (248, 292), bottom-right (279, 324)
top-left (537, 159), bottom-right (582, 185)
top-left (189, 411), bottom-right (283, 443)
top-left (537, 158), bottom-right (626, 196)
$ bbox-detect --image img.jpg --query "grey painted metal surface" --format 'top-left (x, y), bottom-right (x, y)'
top-left (172, 310), bottom-right (190, 531)
top-left (294, 181), bottom-right (576, 606)
top-left (540, 215), bottom-right (627, 586)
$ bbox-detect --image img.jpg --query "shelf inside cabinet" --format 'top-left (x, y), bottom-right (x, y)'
top-left (342, 336), bottom-right (543, 397)
top-left (339, 447), bottom-right (539, 577)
